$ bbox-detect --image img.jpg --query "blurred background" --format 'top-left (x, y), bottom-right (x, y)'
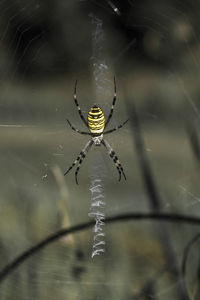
top-left (0, 0), bottom-right (200, 299)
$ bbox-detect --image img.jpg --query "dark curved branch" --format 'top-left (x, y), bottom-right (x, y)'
top-left (1, 212), bottom-right (200, 284)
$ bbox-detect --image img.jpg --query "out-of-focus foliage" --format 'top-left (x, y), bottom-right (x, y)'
top-left (0, 0), bottom-right (199, 79)
top-left (1, 1), bottom-right (200, 299)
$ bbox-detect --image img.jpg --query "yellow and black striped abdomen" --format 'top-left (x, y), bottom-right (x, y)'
top-left (88, 105), bottom-right (105, 135)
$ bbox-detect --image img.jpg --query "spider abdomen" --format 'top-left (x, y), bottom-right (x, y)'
top-left (88, 105), bottom-right (105, 135)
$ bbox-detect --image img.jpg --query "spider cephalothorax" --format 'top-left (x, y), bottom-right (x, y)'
top-left (64, 77), bottom-right (128, 184)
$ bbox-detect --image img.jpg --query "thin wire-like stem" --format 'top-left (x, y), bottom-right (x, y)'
top-left (133, 268), bottom-right (166, 300)
top-left (1, 212), bottom-right (200, 284)
top-left (182, 232), bottom-right (200, 276)
top-left (128, 103), bottom-right (189, 300)
top-left (187, 123), bottom-right (200, 166)
top-left (130, 104), bottom-right (161, 210)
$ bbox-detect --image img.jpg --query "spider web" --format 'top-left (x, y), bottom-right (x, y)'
top-left (0, 0), bottom-right (200, 299)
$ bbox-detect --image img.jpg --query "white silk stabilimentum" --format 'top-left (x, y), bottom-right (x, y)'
top-left (89, 14), bottom-right (109, 258)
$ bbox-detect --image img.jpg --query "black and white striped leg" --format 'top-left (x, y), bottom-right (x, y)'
top-left (101, 139), bottom-right (126, 181)
top-left (105, 76), bottom-right (117, 128)
top-left (75, 157), bottom-right (84, 185)
top-left (67, 119), bottom-right (91, 135)
top-left (64, 153), bottom-right (82, 176)
top-left (75, 138), bottom-right (93, 184)
top-left (64, 140), bottom-right (93, 179)
top-left (74, 80), bottom-right (88, 128)
top-left (104, 119), bottom-right (129, 135)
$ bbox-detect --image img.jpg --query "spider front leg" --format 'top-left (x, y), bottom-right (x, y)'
top-left (104, 119), bottom-right (129, 135)
top-left (67, 119), bottom-right (91, 135)
top-left (73, 80), bottom-right (88, 128)
top-left (101, 139), bottom-right (126, 181)
top-left (105, 76), bottom-right (117, 128)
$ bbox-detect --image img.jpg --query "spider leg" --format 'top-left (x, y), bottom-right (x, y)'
top-left (75, 157), bottom-right (84, 185)
top-left (74, 140), bottom-right (93, 184)
top-left (64, 153), bottom-right (82, 176)
top-left (73, 80), bottom-right (88, 128)
top-left (64, 140), bottom-right (93, 177)
top-left (101, 139), bottom-right (126, 181)
top-left (105, 76), bottom-right (117, 128)
top-left (104, 119), bottom-right (129, 135)
top-left (67, 119), bottom-right (91, 135)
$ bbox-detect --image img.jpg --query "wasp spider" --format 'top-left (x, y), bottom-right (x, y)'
top-left (64, 77), bottom-right (128, 184)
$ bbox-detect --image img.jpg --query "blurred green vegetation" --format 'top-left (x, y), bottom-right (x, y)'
top-left (0, 0), bottom-right (200, 299)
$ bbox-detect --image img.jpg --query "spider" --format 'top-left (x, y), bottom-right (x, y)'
top-left (64, 77), bottom-right (129, 184)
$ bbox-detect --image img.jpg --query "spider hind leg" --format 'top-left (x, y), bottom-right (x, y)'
top-left (102, 139), bottom-right (126, 181)
top-left (75, 157), bottom-right (85, 185)
top-left (64, 140), bottom-right (93, 184)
